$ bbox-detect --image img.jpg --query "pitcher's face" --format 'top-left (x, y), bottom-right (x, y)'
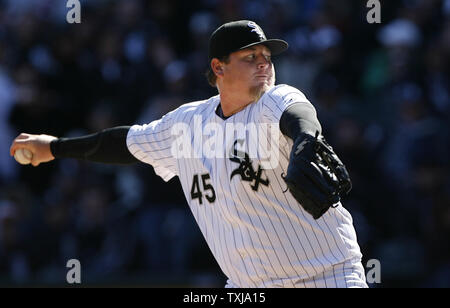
top-left (221, 44), bottom-right (275, 100)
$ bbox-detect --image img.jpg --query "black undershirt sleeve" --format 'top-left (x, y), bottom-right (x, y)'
top-left (49, 105), bottom-right (319, 165)
top-left (279, 103), bottom-right (322, 141)
top-left (50, 126), bottom-right (139, 164)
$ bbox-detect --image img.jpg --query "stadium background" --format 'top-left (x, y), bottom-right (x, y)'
top-left (0, 0), bottom-right (449, 287)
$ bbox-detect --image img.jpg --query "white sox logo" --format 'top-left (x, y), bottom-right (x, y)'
top-left (248, 21), bottom-right (266, 40)
top-left (229, 140), bottom-right (269, 191)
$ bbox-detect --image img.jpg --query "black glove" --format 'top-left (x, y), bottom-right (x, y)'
top-left (283, 132), bottom-right (352, 219)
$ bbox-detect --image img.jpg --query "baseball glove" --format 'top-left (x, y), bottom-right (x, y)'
top-left (283, 132), bottom-right (352, 219)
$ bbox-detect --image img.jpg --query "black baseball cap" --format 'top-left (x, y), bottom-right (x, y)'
top-left (208, 20), bottom-right (288, 60)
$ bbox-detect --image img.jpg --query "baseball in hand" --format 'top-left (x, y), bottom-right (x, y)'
top-left (14, 148), bottom-right (33, 165)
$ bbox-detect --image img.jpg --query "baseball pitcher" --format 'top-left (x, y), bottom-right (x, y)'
top-left (10, 20), bottom-right (367, 288)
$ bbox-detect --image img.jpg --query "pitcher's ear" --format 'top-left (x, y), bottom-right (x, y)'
top-left (211, 58), bottom-right (224, 76)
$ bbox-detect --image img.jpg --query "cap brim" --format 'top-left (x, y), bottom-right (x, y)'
top-left (238, 39), bottom-right (289, 56)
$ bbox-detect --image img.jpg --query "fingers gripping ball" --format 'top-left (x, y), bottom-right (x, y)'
top-left (14, 148), bottom-right (33, 165)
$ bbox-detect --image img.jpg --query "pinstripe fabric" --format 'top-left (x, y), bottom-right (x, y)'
top-left (297, 258), bottom-right (368, 288)
top-left (126, 84), bottom-right (366, 288)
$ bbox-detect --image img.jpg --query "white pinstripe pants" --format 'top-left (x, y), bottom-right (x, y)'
top-left (294, 259), bottom-right (368, 288)
top-left (225, 259), bottom-right (368, 288)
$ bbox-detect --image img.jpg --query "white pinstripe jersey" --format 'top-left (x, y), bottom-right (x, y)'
top-left (126, 84), bottom-right (364, 287)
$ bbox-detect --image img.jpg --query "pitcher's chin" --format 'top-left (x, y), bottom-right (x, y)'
top-left (249, 85), bottom-right (270, 102)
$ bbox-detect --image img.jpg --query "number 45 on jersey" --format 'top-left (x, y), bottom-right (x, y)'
top-left (191, 173), bottom-right (216, 205)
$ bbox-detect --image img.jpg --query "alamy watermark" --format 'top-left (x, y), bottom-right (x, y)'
top-left (366, 0), bottom-right (381, 24)
top-left (168, 118), bottom-right (280, 169)
top-left (66, 0), bottom-right (81, 24)
top-left (365, 258), bottom-right (381, 284)
top-left (63, 258), bottom-right (380, 285)
top-left (66, 259), bottom-right (81, 284)
top-left (65, 2), bottom-right (380, 30)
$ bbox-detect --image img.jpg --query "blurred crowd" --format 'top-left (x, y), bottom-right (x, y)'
top-left (0, 0), bottom-right (449, 287)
